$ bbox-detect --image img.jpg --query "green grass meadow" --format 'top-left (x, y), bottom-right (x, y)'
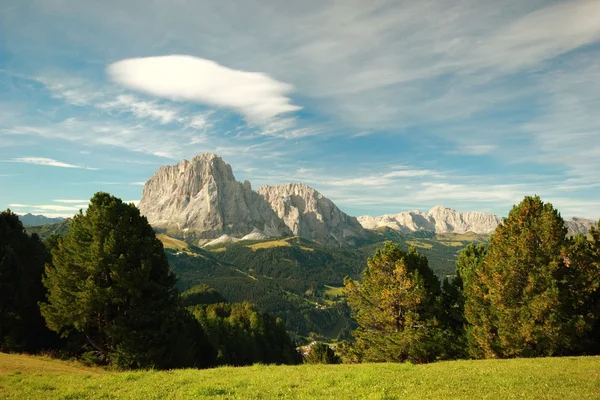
top-left (1, 353), bottom-right (599, 399)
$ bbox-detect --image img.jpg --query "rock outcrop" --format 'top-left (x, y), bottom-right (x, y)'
top-left (139, 153), bottom-right (367, 246)
top-left (138, 153), bottom-right (290, 244)
top-left (359, 206), bottom-right (596, 235)
top-left (257, 183), bottom-right (367, 246)
top-left (565, 217), bottom-right (597, 235)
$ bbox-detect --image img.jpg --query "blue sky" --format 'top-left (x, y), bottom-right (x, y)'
top-left (1, 0), bottom-right (599, 219)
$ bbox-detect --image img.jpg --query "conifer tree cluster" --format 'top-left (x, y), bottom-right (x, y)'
top-left (1, 192), bottom-right (301, 369)
top-left (343, 195), bottom-right (600, 362)
top-left (39, 193), bottom-right (206, 369)
top-left (464, 196), bottom-right (600, 358)
top-left (0, 210), bottom-right (55, 352)
top-left (343, 242), bottom-right (459, 363)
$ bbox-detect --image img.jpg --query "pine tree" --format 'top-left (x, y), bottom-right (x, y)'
top-left (344, 242), bottom-right (449, 363)
top-left (0, 210), bottom-right (52, 352)
top-left (40, 192), bottom-right (206, 369)
top-left (441, 243), bottom-right (487, 357)
top-left (464, 196), bottom-right (599, 358)
top-left (560, 225), bottom-right (600, 354)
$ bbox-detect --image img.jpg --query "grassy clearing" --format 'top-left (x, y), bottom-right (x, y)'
top-left (1, 353), bottom-right (599, 399)
top-left (436, 232), bottom-right (489, 242)
top-left (438, 241), bottom-right (464, 247)
top-left (157, 234), bottom-right (191, 252)
top-left (406, 240), bottom-right (433, 249)
top-left (0, 353), bottom-right (100, 376)
top-left (324, 285), bottom-right (344, 297)
top-left (247, 240), bottom-right (292, 251)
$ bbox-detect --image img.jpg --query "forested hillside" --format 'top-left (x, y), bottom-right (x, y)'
top-left (22, 217), bottom-right (489, 341)
top-left (168, 233), bottom-right (488, 341)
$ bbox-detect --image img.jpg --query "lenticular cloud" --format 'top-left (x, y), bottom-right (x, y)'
top-left (107, 55), bottom-right (301, 122)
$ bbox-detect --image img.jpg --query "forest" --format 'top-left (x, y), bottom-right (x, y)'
top-left (1, 193), bottom-right (599, 370)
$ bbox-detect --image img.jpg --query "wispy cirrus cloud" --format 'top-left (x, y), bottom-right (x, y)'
top-left (98, 94), bottom-right (180, 125)
top-left (7, 157), bottom-right (99, 170)
top-left (53, 199), bottom-right (90, 203)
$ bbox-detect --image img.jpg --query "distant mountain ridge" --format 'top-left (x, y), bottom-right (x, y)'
top-left (137, 153), bottom-right (596, 244)
top-left (18, 213), bottom-right (64, 227)
top-left (138, 153), bottom-right (367, 246)
top-left (358, 207), bottom-right (596, 235)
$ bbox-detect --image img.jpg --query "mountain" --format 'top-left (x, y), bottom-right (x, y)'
top-left (139, 153), bottom-right (367, 246)
top-left (18, 213), bottom-right (65, 227)
top-left (24, 219), bottom-right (70, 238)
top-left (565, 217), bottom-right (598, 235)
top-left (258, 183), bottom-right (367, 246)
top-left (358, 206), bottom-right (502, 234)
top-left (138, 153), bottom-right (291, 244)
top-left (359, 206), bottom-right (597, 235)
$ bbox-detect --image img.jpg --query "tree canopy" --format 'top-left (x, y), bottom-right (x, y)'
top-left (40, 192), bottom-right (208, 369)
top-left (0, 210), bottom-right (53, 352)
top-left (343, 242), bottom-right (451, 363)
top-left (465, 196), bottom-right (600, 358)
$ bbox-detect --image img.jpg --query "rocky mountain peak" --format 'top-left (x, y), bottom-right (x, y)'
top-left (359, 207), bottom-right (596, 236)
top-left (358, 207), bottom-right (503, 234)
top-left (257, 183), bottom-right (367, 246)
top-left (138, 154), bottom-right (290, 244)
top-left (139, 155), bottom-right (367, 246)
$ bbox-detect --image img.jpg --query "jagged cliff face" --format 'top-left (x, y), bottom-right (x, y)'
top-left (257, 183), bottom-right (367, 246)
top-left (359, 206), bottom-right (596, 235)
top-left (358, 206), bottom-right (502, 234)
top-left (565, 217), bottom-right (597, 235)
top-left (138, 153), bottom-right (290, 243)
top-left (139, 154), bottom-right (366, 246)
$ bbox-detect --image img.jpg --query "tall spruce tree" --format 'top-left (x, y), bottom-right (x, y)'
top-left (344, 242), bottom-right (450, 363)
top-left (0, 210), bottom-right (52, 352)
top-left (441, 243), bottom-right (487, 355)
top-left (560, 225), bottom-right (600, 354)
top-left (464, 196), bottom-right (599, 358)
top-left (40, 193), bottom-right (206, 369)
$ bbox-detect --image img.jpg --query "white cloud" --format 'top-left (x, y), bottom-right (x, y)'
top-left (98, 94), bottom-right (179, 124)
top-left (449, 145), bottom-right (496, 156)
top-left (53, 199), bottom-right (90, 203)
top-left (31, 204), bottom-right (85, 212)
top-left (107, 55), bottom-right (301, 123)
top-left (7, 157), bottom-right (99, 170)
top-left (477, 0), bottom-right (600, 71)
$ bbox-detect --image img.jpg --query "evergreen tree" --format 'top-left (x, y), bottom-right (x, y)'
top-left (464, 196), bottom-right (599, 358)
top-left (188, 301), bottom-right (300, 366)
top-left (344, 242), bottom-right (450, 363)
top-left (560, 226), bottom-right (600, 354)
top-left (441, 243), bottom-right (487, 356)
top-left (0, 210), bottom-right (53, 352)
top-left (40, 193), bottom-right (207, 369)
top-left (304, 342), bottom-right (340, 364)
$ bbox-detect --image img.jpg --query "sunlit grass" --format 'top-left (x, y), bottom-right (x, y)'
top-left (247, 240), bottom-right (292, 251)
top-left (157, 234), bottom-right (190, 251)
top-left (1, 353), bottom-right (599, 399)
top-left (324, 285), bottom-right (344, 297)
top-left (406, 240), bottom-right (434, 249)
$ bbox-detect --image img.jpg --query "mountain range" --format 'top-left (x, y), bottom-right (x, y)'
top-left (137, 153), bottom-right (596, 245)
top-left (18, 213), bottom-right (65, 227)
top-left (138, 153), bottom-right (367, 247)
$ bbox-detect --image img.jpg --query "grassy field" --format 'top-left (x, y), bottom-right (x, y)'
top-left (247, 239), bottom-right (292, 251)
top-left (1, 353), bottom-right (599, 399)
top-left (324, 285), bottom-right (344, 297)
top-left (157, 234), bottom-right (190, 251)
